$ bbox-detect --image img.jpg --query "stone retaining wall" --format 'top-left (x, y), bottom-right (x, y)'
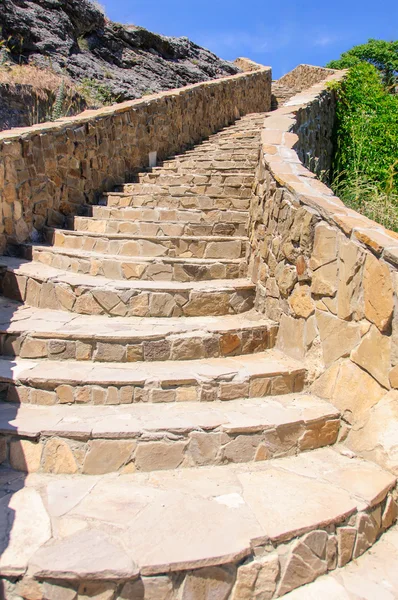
top-left (0, 83), bottom-right (87, 133)
top-left (0, 68), bottom-right (272, 253)
top-left (249, 72), bottom-right (398, 474)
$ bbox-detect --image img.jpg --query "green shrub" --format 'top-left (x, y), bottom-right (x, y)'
top-left (78, 78), bottom-right (119, 107)
top-left (51, 79), bottom-right (66, 120)
top-left (327, 39), bottom-right (398, 89)
top-left (329, 62), bottom-right (398, 230)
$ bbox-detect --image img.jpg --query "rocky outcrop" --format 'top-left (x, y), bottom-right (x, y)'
top-left (0, 0), bottom-right (239, 101)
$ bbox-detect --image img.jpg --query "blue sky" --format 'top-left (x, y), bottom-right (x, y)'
top-left (99, 0), bottom-right (397, 79)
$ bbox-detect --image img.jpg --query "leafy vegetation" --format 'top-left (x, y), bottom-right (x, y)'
top-left (327, 45), bottom-right (398, 231)
top-left (51, 79), bottom-right (67, 120)
top-left (327, 39), bottom-right (398, 89)
top-left (78, 78), bottom-right (119, 107)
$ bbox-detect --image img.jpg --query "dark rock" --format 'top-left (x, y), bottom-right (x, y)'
top-left (0, 0), bottom-right (240, 101)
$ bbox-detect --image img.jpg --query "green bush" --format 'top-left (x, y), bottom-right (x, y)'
top-left (329, 62), bottom-right (398, 230)
top-left (327, 39), bottom-right (398, 89)
top-left (78, 78), bottom-right (119, 107)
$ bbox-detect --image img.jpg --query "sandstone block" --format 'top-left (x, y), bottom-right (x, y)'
top-left (83, 440), bottom-right (135, 475)
top-left (278, 530), bottom-right (328, 596)
top-left (10, 439), bottom-right (42, 472)
top-left (337, 526), bottom-right (357, 567)
top-left (276, 314), bottom-right (305, 360)
top-left (289, 285), bottom-right (315, 318)
top-left (309, 224), bottom-right (337, 270)
top-left (220, 332), bottom-right (241, 355)
top-left (120, 576), bottom-right (174, 600)
top-left (134, 441), bottom-right (186, 471)
top-left (275, 262), bottom-right (298, 296)
top-left (42, 582), bottom-right (77, 600)
top-left (180, 566), bottom-right (235, 600)
top-left (353, 509), bottom-right (381, 558)
top-left (311, 261), bottom-right (338, 297)
top-left (231, 555), bottom-right (279, 600)
top-left (348, 391), bottom-right (398, 474)
top-left (19, 338), bottom-right (47, 359)
top-left (337, 237), bottom-right (364, 320)
top-left (363, 253), bottom-right (393, 332)
top-left (382, 496), bottom-right (398, 530)
top-left (316, 311), bottom-right (361, 367)
top-left (43, 438), bottom-right (78, 474)
top-left (351, 325), bottom-right (391, 388)
top-left (56, 385), bottom-right (75, 404)
top-left (188, 432), bottom-right (222, 466)
top-left (223, 434), bottom-right (263, 463)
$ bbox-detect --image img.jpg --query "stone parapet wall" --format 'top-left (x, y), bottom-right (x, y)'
top-left (0, 68), bottom-right (272, 253)
top-left (277, 64), bottom-right (338, 92)
top-left (234, 57), bottom-right (264, 72)
top-left (248, 72), bottom-right (398, 473)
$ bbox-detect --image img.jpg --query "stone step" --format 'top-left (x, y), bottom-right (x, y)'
top-left (157, 160), bottom-right (257, 173)
top-left (124, 174), bottom-right (254, 194)
top-left (163, 150), bottom-right (259, 162)
top-left (30, 246), bottom-right (248, 282)
top-left (90, 205), bottom-right (249, 226)
top-left (0, 299), bottom-right (277, 362)
top-left (74, 215), bottom-right (248, 237)
top-left (136, 172), bottom-right (255, 186)
top-left (0, 349), bottom-right (306, 405)
top-left (0, 257), bottom-right (255, 317)
top-left (0, 448), bottom-right (395, 595)
top-left (43, 229), bottom-right (250, 259)
top-left (0, 395), bottom-right (340, 474)
top-left (105, 191), bottom-right (251, 211)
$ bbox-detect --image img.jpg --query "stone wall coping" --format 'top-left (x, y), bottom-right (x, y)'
top-left (0, 68), bottom-right (271, 143)
top-left (261, 71), bottom-right (398, 267)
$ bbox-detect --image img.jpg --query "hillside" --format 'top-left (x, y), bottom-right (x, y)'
top-left (0, 0), bottom-right (239, 102)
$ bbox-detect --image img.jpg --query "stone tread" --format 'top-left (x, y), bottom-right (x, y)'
top-left (31, 245), bottom-right (246, 265)
top-left (0, 448), bottom-right (395, 579)
top-left (0, 349), bottom-right (303, 388)
top-left (0, 393), bottom-right (339, 439)
top-left (0, 299), bottom-right (275, 341)
top-left (47, 229), bottom-right (249, 242)
top-left (0, 256), bottom-right (254, 292)
top-left (89, 206), bottom-right (249, 222)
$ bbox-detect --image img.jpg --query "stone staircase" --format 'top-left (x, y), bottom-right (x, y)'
top-left (0, 113), bottom-right (396, 599)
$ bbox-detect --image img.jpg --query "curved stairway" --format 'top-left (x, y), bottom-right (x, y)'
top-left (0, 113), bottom-right (396, 599)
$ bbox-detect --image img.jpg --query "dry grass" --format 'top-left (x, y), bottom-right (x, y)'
top-left (0, 64), bottom-right (77, 98)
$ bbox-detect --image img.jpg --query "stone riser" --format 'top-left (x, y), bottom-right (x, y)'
top-left (1, 492), bottom-right (395, 599)
top-left (90, 206), bottom-right (249, 225)
top-left (2, 272), bottom-right (255, 317)
top-left (47, 231), bottom-right (249, 260)
top-left (32, 249), bottom-right (248, 282)
top-left (74, 217), bottom-right (247, 237)
top-left (105, 193), bottom-right (251, 211)
top-left (2, 369), bottom-right (305, 405)
top-left (0, 322), bottom-right (275, 362)
top-left (119, 183), bottom-right (253, 199)
top-left (1, 417), bottom-right (340, 475)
